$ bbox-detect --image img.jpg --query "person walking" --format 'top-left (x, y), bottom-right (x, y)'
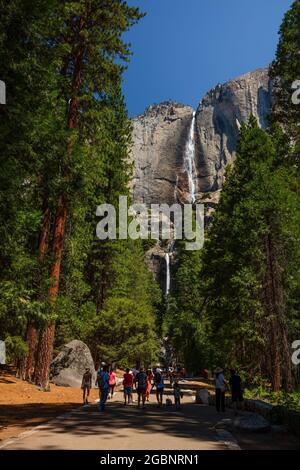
top-left (96, 364), bottom-right (110, 411)
top-left (108, 368), bottom-right (117, 399)
top-left (146, 369), bottom-right (154, 402)
top-left (154, 368), bottom-right (164, 407)
top-left (173, 378), bottom-right (182, 409)
top-left (123, 368), bottom-right (133, 405)
top-left (135, 366), bottom-right (148, 409)
top-left (214, 367), bottom-right (226, 412)
top-left (168, 366), bottom-right (175, 387)
top-left (81, 368), bottom-right (92, 405)
top-left (229, 369), bottom-right (243, 414)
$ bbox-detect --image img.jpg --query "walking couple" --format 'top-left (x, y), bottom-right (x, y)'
top-left (214, 367), bottom-right (243, 413)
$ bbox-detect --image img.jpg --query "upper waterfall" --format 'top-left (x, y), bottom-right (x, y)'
top-left (183, 111), bottom-right (197, 203)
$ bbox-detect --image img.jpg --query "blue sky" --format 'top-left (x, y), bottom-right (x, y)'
top-left (123, 0), bottom-right (292, 116)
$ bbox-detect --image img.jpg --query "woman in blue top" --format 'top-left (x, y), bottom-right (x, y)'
top-left (96, 364), bottom-right (110, 411)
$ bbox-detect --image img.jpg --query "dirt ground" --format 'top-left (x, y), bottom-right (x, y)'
top-left (0, 370), bottom-right (101, 442)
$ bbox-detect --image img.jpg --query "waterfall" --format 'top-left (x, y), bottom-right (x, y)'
top-left (184, 111), bottom-right (197, 203)
top-left (165, 253), bottom-right (170, 296)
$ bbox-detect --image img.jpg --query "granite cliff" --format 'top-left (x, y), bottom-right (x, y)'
top-left (130, 67), bottom-right (273, 290)
top-left (131, 68), bottom-right (272, 209)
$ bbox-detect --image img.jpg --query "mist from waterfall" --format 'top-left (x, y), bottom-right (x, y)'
top-left (184, 111), bottom-right (197, 203)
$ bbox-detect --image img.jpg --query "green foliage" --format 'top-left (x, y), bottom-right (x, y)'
top-left (0, 0), bottom-right (162, 372)
top-left (88, 297), bottom-right (158, 367)
top-left (244, 387), bottom-right (300, 412)
top-left (269, 0), bottom-right (300, 162)
top-left (5, 335), bottom-right (28, 363)
top-left (201, 117), bottom-right (300, 386)
top-left (163, 242), bottom-right (214, 372)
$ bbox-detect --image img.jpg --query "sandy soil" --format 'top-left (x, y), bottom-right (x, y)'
top-left (0, 370), bottom-right (101, 442)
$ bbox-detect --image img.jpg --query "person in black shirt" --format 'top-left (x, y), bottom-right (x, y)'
top-left (135, 367), bottom-right (147, 409)
top-left (229, 369), bottom-right (243, 413)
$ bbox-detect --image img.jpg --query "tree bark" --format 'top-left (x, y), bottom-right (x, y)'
top-left (33, 322), bottom-right (56, 387)
top-left (22, 205), bottom-right (51, 382)
top-left (34, 33), bottom-right (85, 388)
top-left (34, 198), bottom-right (67, 387)
top-left (24, 323), bottom-right (38, 381)
top-left (264, 230), bottom-right (292, 391)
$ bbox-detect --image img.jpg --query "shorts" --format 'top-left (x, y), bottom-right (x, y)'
top-left (124, 386), bottom-right (132, 395)
top-left (82, 384), bottom-right (90, 389)
top-left (137, 387), bottom-right (147, 394)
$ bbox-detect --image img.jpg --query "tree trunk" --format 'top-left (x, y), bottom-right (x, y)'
top-left (33, 28), bottom-right (85, 388)
top-left (34, 322), bottom-right (56, 387)
top-left (34, 198), bottom-right (67, 388)
top-left (22, 205), bottom-right (51, 382)
top-left (38, 205), bottom-right (51, 262)
top-left (264, 230), bottom-right (292, 391)
top-left (24, 323), bottom-right (38, 381)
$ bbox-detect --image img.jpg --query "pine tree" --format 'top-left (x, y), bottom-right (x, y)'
top-left (269, 0), bottom-right (300, 162)
top-left (0, 1), bottom-right (146, 387)
top-left (201, 117), bottom-right (300, 391)
top-left (31, 1), bottom-right (144, 387)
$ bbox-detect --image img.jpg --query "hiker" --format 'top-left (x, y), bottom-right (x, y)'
top-left (108, 368), bottom-right (117, 399)
top-left (154, 367), bottom-right (164, 407)
top-left (229, 369), bottom-right (243, 413)
top-left (132, 367), bottom-right (139, 379)
top-left (81, 368), bottom-right (92, 405)
top-left (173, 378), bottom-right (182, 409)
top-left (123, 368), bottom-right (133, 405)
top-left (95, 362), bottom-right (105, 400)
top-left (168, 366), bottom-right (174, 387)
top-left (96, 364), bottom-right (110, 411)
top-left (135, 366), bottom-right (148, 409)
top-left (146, 369), bottom-right (154, 402)
top-left (214, 367), bottom-right (227, 412)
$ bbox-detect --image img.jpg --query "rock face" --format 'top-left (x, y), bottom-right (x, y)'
top-left (130, 68), bottom-right (272, 285)
top-left (131, 101), bottom-right (194, 205)
top-left (131, 68), bottom-right (272, 208)
top-left (50, 340), bottom-right (96, 388)
top-left (195, 68), bottom-right (272, 198)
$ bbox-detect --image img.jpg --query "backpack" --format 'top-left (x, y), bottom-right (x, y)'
top-left (136, 372), bottom-right (147, 388)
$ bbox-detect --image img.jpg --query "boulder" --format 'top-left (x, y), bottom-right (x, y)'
top-left (50, 340), bottom-right (96, 388)
top-left (233, 412), bottom-right (271, 433)
top-left (196, 388), bottom-right (210, 405)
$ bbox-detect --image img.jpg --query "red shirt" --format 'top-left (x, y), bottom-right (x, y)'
top-left (123, 373), bottom-right (133, 387)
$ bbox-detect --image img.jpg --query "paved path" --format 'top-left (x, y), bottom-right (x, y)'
top-left (1, 394), bottom-right (233, 450)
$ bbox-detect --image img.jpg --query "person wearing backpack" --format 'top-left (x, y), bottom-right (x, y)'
top-left (135, 366), bottom-right (148, 409)
top-left (96, 364), bottom-right (110, 411)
